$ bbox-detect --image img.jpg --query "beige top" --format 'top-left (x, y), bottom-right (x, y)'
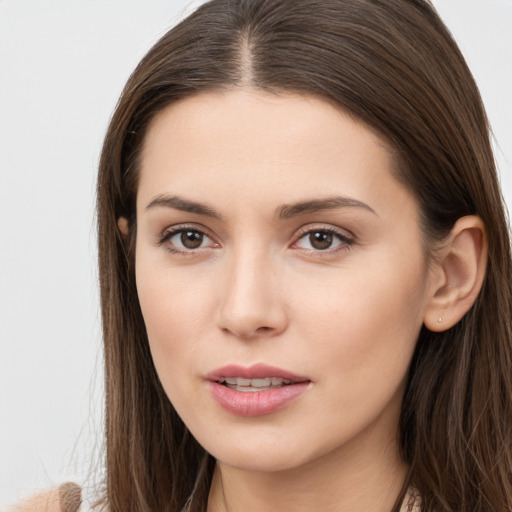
top-left (5, 483), bottom-right (82, 512)
top-left (401, 488), bottom-right (421, 511)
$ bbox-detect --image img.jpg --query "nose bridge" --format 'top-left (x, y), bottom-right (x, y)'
top-left (217, 241), bottom-right (286, 338)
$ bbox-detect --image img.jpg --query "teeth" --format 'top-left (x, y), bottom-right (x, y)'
top-left (250, 378), bottom-right (272, 387)
top-left (218, 377), bottom-right (293, 390)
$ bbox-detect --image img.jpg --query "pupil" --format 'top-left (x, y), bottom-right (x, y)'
top-left (181, 231), bottom-right (203, 249)
top-left (310, 231), bottom-right (332, 250)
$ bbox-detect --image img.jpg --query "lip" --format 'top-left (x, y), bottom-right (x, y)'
top-left (206, 363), bottom-right (311, 417)
top-left (205, 363), bottom-right (309, 382)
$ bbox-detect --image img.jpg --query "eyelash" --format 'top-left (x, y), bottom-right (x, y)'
top-left (157, 224), bottom-right (355, 256)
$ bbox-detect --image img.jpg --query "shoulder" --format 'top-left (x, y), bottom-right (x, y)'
top-left (6, 483), bottom-right (82, 512)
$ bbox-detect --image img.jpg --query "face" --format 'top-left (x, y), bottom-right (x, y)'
top-left (134, 89), bottom-right (435, 473)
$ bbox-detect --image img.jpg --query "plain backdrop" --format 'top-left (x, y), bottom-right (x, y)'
top-left (0, 0), bottom-right (511, 506)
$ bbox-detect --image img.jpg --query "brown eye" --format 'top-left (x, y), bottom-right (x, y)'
top-left (309, 231), bottom-right (333, 250)
top-left (180, 230), bottom-right (204, 249)
top-left (160, 228), bottom-right (216, 253)
top-left (294, 228), bottom-right (353, 253)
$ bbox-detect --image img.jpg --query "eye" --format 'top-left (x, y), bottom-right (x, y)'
top-left (158, 227), bottom-right (218, 254)
top-left (175, 230), bottom-right (207, 249)
top-left (294, 228), bottom-right (354, 252)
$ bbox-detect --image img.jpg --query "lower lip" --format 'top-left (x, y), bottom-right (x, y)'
top-left (207, 381), bottom-right (310, 417)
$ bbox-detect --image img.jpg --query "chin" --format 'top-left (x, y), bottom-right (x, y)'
top-left (213, 447), bottom-right (310, 473)
top-left (192, 425), bottom-right (338, 474)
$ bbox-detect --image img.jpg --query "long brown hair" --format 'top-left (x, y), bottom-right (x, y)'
top-left (96, 1), bottom-right (512, 510)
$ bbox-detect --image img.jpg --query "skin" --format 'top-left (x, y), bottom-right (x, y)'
top-left (133, 89), bottom-right (441, 512)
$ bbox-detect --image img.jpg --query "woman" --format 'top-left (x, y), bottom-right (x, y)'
top-left (13, 0), bottom-right (512, 511)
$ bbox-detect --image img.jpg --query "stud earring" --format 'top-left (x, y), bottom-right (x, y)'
top-left (437, 316), bottom-right (443, 324)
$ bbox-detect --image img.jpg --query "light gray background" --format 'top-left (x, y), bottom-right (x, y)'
top-left (0, 0), bottom-right (511, 506)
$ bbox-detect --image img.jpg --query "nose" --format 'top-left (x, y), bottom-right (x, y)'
top-left (217, 251), bottom-right (288, 340)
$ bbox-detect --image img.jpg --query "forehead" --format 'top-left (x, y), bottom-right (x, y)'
top-left (137, 89), bottom-right (409, 218)
top-left (141, 88), bottom-right (391, 163)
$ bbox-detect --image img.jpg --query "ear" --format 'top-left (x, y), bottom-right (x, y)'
top-left (118, 216), bottom-right (129, 237)
top-left (424, 215), bottom-right (488, 332)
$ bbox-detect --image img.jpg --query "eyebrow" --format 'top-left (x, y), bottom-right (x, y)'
top-left (145, 194), bottom-right (222, 219)
top-left (144, 194), bottom-right (377, 220)
top-left (277, 196), bottom-right (377, 219)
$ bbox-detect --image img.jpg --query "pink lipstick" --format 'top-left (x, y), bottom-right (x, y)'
top-left (206, 363), bottom-right (311, 417)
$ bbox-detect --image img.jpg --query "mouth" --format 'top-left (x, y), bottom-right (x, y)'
top-left (206, 364), bottom-right (311, 416)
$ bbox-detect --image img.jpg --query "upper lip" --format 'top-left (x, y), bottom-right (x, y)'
top-left (206, 363), bottom-right (310, 383)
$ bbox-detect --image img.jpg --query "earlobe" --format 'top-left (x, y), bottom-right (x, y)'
top-left (424, 215), bottom-right (488, 332)
top-left (118, 216), bottom-right (129, 237)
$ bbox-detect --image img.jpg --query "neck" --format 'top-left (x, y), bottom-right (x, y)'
top-left (207, 429), bottom-right (408, 512)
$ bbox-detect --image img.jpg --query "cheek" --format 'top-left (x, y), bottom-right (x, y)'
top-left (291, 251), bottom-right (428, 388)
top-left (135, 256), bottom-right (217, 384)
